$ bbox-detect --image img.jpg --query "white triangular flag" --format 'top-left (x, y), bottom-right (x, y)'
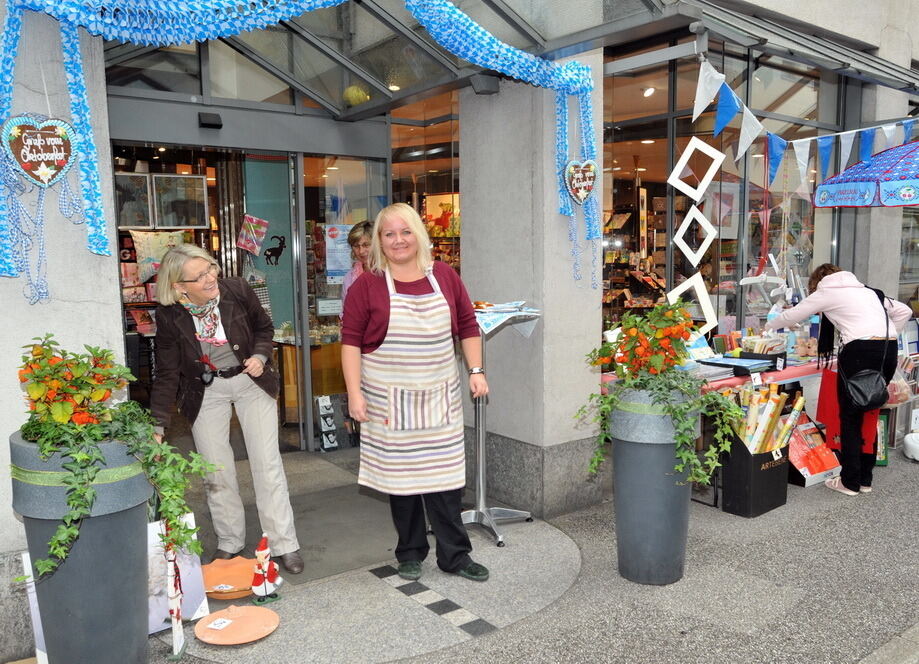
top-left (881, 124), bottom-right (898, 149)
top-left (839, 131), bottom-right (856, 168)
top-left (792, 139), bottom-right (812, 186)
top-left (693, 60), bottom-right (726, 122)
top-left (735, 107), bottom-right (765, 161)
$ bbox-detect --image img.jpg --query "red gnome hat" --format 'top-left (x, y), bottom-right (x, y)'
top-left (255, 534), bottom-right (270, 557)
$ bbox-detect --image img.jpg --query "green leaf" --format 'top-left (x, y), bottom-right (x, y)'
top-left (49, 400), bottom-right (74, 423)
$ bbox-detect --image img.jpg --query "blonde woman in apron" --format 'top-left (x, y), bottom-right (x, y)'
top-left (341, 203), bottom-right (490, 583)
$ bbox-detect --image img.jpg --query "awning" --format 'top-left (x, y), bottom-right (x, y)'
top-left (679, 0), bottom-right (919, 92)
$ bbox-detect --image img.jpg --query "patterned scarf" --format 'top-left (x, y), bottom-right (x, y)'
top-left (179, 294), bottom-right (227, 346)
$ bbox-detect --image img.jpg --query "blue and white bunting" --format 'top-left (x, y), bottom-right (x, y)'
top-left (767, 133), bottom-right (788, 185)
top-left (713, 82), bottom-right (742, 137)
top-left (858, 128), bottom-right (878, 164)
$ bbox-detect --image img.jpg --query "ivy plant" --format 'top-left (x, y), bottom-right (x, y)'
top-left (577, 301), bottom-right (742, 484)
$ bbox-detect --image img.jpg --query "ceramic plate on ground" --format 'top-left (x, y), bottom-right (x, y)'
top-left (202, 557), bottom-right (254, 600)
top-left (194, 604), bottom-right (280, 645)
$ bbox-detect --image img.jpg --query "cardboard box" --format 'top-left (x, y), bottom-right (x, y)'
top-left (720, 434), bottom-right (789, 518)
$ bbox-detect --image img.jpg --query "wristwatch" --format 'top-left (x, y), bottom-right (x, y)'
top-left (468, 367), bottom-right (485, 375)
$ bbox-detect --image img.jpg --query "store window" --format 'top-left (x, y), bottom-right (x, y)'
top-left (391, 92), bottom-right (461, 271)
top-left (105, 43), bottom-right (201, 95)
top-left (208, 40), bottom-right (294, 105)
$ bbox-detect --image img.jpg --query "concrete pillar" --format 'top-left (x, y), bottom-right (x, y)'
top-left (853, 15), bottom-right (911, 296)
top-left (459, 49), bottom-right (605, 518)
top-left (0, 4), bottom-right (121, 660)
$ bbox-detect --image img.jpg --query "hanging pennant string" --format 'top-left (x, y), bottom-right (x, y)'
top-left (577, 89), bottom-right (601, 289)
top-left (58, 21), bottom-right (108, 257)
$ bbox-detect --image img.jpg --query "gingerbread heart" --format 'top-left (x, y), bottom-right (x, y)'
top-left (1, 115), bottom-right (77, 188)
top-left (564, 159), bottom-right (597, 205)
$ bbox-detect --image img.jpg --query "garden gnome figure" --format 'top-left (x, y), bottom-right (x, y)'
top-left (251, 534), bottom-right (283, 605)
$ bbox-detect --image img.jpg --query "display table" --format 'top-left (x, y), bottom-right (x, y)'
top-left (600, 359), bottom-right (824, 393)
top-left (462, 304), bottom-right (539, 546)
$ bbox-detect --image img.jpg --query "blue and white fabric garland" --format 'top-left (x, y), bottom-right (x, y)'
top-left (406, 0), bottom-right (600, 285)
top-left (1, 0), bottom-right (600, 289)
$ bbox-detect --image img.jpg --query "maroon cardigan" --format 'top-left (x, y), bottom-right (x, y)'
top-left (340, 261), bottom-right (480, 353)
top-left (150, 277), bottom-right (278, 430)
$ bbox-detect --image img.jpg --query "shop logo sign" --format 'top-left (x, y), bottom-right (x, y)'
top-left (564, 159), bottom-right (597, 205)
top-left (1, 115), bottom-right (77, 188)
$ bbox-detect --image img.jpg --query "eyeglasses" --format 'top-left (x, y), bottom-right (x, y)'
top-left (179, 264), bottom-right (219, 284)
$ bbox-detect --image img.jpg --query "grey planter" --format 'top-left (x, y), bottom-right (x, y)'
top-left (609, 389), bottom-right (693, 585)
top-left (10, 431), bottom-right (153, 664)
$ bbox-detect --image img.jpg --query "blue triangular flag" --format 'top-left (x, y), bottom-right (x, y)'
top-left (858, 127), bottom-right (877, 163)
top-left (713, 82), bottom-right (742, 137)
top-left (767, 132), bottom-right (788, 185)
top-left (816, 135), bottom-right (834, 181)
top-left (904, 119), bottom-right (916, 144)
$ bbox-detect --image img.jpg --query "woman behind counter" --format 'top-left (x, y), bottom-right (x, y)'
top-left (150, 244), bottom-right (303, 573)
top-left (765, 264), bottom-right (912, 497)
top-left (341, 203), bottom-right (490, 583)
top-left (341, 220), bottom-right (373, 309)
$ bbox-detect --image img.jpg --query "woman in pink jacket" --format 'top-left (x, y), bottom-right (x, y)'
top-left (765, 264), bottom-right (912, 496)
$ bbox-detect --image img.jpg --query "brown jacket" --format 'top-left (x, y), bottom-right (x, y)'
top-left (150, 277), bottom-right (279, 430)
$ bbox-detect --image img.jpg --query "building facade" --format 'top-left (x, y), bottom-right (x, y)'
top-left (1, 1), bottom-right (916, 658)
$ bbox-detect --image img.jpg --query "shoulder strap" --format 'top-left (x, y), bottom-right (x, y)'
top-left (866, 286), bottom-right (890, 368)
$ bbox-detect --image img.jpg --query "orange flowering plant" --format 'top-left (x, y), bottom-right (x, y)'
top-left (579, 300), bottom-right (741, 483)
top-left (17, 334), bottom-right (211, 577)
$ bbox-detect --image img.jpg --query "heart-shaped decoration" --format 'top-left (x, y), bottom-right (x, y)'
top-left (1, 115), bottom-right (78, 188)
top-left (564, 159), bottom-right (597, 205)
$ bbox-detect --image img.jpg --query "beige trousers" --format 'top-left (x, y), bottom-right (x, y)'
top-left (191, 372), bottom-right (299, 555)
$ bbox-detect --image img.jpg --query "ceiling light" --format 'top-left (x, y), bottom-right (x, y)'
top-left (327, 166), bottom-right (338, 170)
top-left (152, 155), bottom-right (159, 160)
top-left (321, 174), bottom-right (328, 178)
top-left (388, 84), bottom-right (401, 91)
top-left (612, 167), bottom-right (621, 171)
top-left (642, 87), bottom-right (655, 98)
top-left (428, 170), bottom-right (438, 173)
top-left (640, 139), bottom-right (655, 144)
top-left (636, 167), bottom-right (647, 172)
top-left (158, 147), bottom-right (166, 152)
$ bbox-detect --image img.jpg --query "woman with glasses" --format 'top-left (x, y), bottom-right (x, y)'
top-left (341, 220), bottom-right (373, 311)
top-left (150, 244), bottom-right (303, 574)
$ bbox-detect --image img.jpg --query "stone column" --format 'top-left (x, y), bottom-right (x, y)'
top-left (852, 20), bottom-right (910, 296)
top-left (459, 49), bottom-right (605, 518)
top-left (0, 4), bottom-right (121, 659)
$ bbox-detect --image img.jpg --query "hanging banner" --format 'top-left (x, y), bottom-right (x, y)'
top-left (324, 224), bottom-right (352, 284)
top-left (881, 124), bottom-right (898, 150)
top-left (736, 107), bottom-right (764, 161)
top-left (767, 133), bottom-right (788, 185)
top-left (858, 128), bottom-right (877, 163)
top-left (693, 60), bottom-right (725, 122)
top-left (816, 135), bottom-right (834, 181)
top-left (713, 82), bottom-right (741, 136)
top-left (839, 130), bottom-right (857, 170)
top-left (904, 119), bottom-right (917, 144)
top-left (792, 139), bottom-right (812, 189)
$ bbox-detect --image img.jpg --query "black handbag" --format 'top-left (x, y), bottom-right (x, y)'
top-left (839, 291), bottom-right (891, 412)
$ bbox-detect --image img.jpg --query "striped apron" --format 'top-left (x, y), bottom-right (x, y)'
top-left (358, 268), bottom-right (465, 495)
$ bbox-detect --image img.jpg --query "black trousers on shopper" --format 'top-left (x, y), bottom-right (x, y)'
top-left (389, 488), bottom-right (472, 573)
top-left (836, 339), bottom-right (898, 492)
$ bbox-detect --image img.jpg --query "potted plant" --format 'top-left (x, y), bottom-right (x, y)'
top-left (11, 334), bottom-right (211, 664)
top-left (578, 301), bottom-right (741, 585)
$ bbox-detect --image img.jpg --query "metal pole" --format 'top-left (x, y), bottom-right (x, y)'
top-left (474, 327), bottom-right (487, 512)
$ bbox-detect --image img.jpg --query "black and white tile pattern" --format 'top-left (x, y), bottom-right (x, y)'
top-left (369, 565), bottom-right (497, 637)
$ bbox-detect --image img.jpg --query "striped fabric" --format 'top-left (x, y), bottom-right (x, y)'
top-left (358, 269), bottom-right (465, 495)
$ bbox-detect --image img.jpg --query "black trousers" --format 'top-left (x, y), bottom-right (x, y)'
top-left (836, 339), bottom-right (897, 492)
top-left (389, 488), bottom-right (472, 573)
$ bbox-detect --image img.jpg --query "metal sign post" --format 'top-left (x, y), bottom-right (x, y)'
top-left (461, 310), bottom-right (540, 546)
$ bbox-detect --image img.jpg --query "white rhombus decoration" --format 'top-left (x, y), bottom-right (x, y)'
top-left (667, 272), bottom-right (718, 335)
top-left (672, 204), bottom-right (718, 267)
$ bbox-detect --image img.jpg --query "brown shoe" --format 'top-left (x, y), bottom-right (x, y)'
top-left (213, 548), bottom-right (241, 560)
top-left (278, 551), bottom-right (304, 574)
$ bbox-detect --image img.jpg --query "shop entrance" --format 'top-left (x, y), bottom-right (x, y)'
top-left (114, 141), bottom-right (396, 579)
